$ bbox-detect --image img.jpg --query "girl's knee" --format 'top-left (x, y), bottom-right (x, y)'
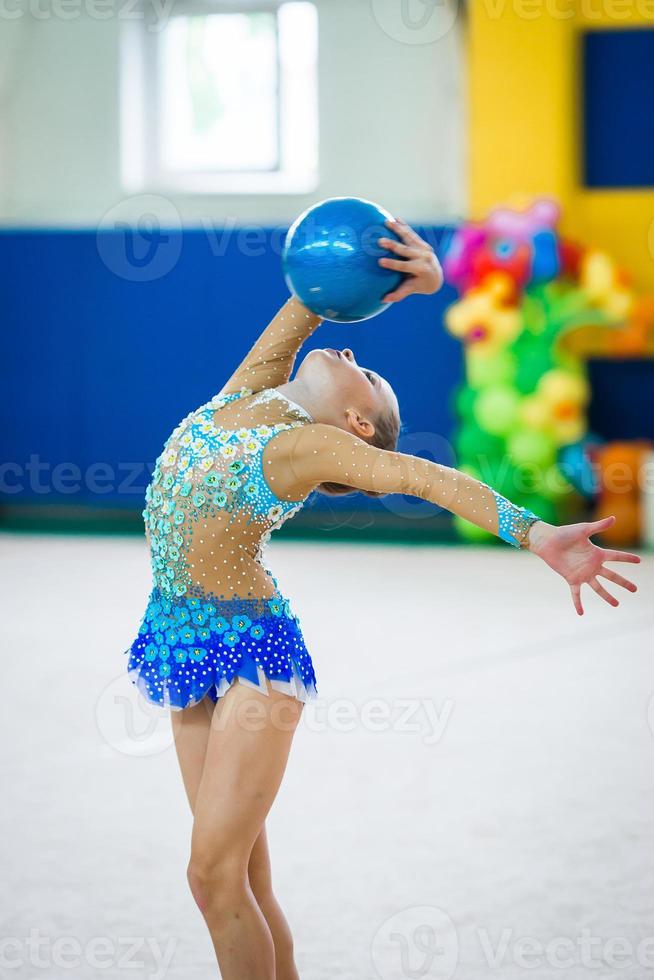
top-left (187, 848), bottom-right (246, 913)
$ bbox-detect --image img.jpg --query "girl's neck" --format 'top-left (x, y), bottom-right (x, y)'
top-left (275, 378), bottom-right (323, 423)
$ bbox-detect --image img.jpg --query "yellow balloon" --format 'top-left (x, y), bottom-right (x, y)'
top-left (538, 369), bottom-right (589, 407)
top-left (581, 250), bottom-right (634, 320)
top-left (553, 416), bottom-right (586, 447)
top-left (520, 395), bottom-right (551, 431)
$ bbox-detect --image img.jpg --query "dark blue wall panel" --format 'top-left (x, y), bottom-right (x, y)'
top-left (0, 227), bottom-right (462, 515)
top-left (588, 359), bottom-right (654, 442)
top-left (583, 28), bottom-right (654, 188)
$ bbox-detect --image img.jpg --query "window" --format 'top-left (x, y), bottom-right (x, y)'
top-left (122, 1), bottom-right (319, 194)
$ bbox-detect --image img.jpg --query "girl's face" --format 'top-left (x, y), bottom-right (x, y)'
top-left (295, 347), bottom-right (398, 435)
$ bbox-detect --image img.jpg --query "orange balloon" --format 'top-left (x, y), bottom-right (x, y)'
top-left (607, 324), bottom-right (647, 357)
top-left (630, 295), bottom-right (654, 328)
top-left (593, 496), bottom-right (642, 546)
top-left (597, 442), bottom-right (648, 491)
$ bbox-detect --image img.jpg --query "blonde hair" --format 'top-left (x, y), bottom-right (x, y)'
top-left (317, 405), bottom-right (401, 498)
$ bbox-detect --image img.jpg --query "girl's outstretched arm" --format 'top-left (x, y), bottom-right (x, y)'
top-left (219, 297), bottom-right (323, 396)
top-left (282, 424), bottom-right (541, 546)
top-left (270, 424), bottom-right (640, 613)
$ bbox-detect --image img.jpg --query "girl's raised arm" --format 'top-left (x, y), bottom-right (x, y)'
top-left (219, 297), bottom-right (323, 397)
top-left (218, 216), bottom-right (438, 398)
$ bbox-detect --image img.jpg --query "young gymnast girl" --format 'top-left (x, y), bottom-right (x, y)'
top-left (126, 219), bottom-right (640, 979)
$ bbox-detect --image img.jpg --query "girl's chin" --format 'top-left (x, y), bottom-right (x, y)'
top-left (297, 349), bottom-right (335, 380)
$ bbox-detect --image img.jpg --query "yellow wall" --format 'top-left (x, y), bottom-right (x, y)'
top-left (468, 1), bottom-right (654, 289)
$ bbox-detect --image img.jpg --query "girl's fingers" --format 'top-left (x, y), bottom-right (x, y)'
top-left (378, 237), bottom-right (423, 260)
top-left (598, 566), bottom-right (638, 593)
top-left (570, 583), bottom-right (584, 616)
top-left (585, 515), bottom-right (616, 536)
top-left (379, 256), bottom-right (418, 273)
top-left (385, 218), bottom-right (424, 247)
top-left (382, 281), bottom-right (416, 303)
top-left (590, 576), bottom-right (619, 607)
top-left (602, 549), bottom-right (641, 564)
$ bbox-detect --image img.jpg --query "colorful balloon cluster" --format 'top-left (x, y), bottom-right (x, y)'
top-left (442, 198), bottom-right (641, 542)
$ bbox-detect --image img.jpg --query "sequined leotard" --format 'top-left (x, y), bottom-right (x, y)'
top-left (126, 297), bottom-right (540, 709)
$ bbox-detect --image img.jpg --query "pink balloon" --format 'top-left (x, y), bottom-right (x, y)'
top-left (443, 226), bottom-right (487, 292)
top-left (485, 198), bottom-right (560, 243)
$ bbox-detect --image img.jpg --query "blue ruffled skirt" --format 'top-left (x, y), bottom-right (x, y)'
top-left (126, 588), bottom-right (318, 710)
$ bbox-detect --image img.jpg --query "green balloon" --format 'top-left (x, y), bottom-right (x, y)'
top-left (453, 385), bottom-right (477, 420)
top-left (507, 428), bottom-right (556, 469)
top-left (455, 423), bottom-right (504, 461)
top-left (467, 350), bottom-right (517, 389)
top-left (495, 462), bottom-right (539, 499)
top-left (540, 463), bottom-right (573, 501)
top-left (521, 494), bottom-right (558, 526)
top-left (512, 340), bottom-right (553, 394)
top-left (474, 385), bottom-right (521, 436)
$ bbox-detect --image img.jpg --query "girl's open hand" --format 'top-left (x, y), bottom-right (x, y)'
top-left (527, 515), bottom-right (640, 615)
top-left (378, 219), bottom-right (443, 302)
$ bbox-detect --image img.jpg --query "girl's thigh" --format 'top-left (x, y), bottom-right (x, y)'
top-left (190, 682), bottom-right (305, 867)
top-left (172, 697), bottom-right (214, 810)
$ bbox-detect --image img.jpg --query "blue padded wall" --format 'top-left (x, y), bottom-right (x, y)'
top-left (0, 227), bottom-right (462, 519)
top-left (583, 28), bottom-right (654, 188)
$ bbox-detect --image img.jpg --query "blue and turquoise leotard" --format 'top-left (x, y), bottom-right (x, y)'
top-left (126, 297), bottom-right (541, 710)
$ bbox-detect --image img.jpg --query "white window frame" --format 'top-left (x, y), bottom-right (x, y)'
top-left (121, 0), bottom-right (319, 195)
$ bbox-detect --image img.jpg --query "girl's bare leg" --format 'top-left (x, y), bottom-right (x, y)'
top-left (248, 824), bottom-right (300, 980)
top-left (173, 697), bottom-right (301, 978)
top-left (172, 696), bottom-right (214, 808)
top-left (172, 685), bottom-right (303, 979)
